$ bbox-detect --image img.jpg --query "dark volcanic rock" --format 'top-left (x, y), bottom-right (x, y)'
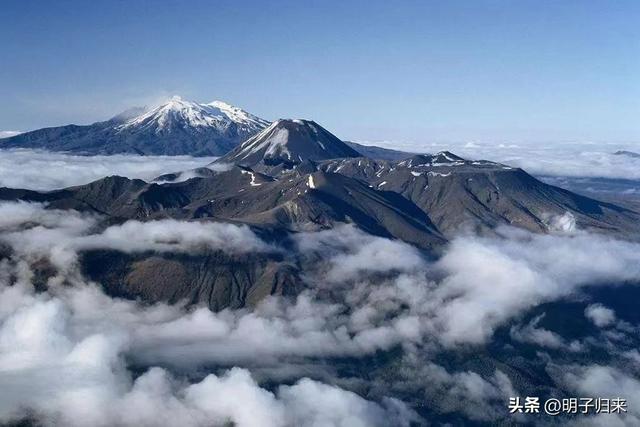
top-left (2, 131), bottom-right (640, 310)
top-left (81, 249), bottom-right (302, 311)
top-left (0, 165), bottom-right (446, 249)
top-left (344, 141), bottom-right (416, 161)
top-left (320, 153), bottom-right (640, 237)
top-left (614, 150), bottom-right (640, 158)
top-left (0, 163), bottom-right (446, 308)
top-left (215, 119), bottom-right (361, 174)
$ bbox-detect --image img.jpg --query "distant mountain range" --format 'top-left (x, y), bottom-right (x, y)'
top-left (614, 150), bottom-right (640, 158)
top-left (344, 140), bottom-right (416, 161)
top-left (0, 97), bottom-right (269, 156)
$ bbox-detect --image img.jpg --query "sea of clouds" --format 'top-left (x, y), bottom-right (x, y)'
top-left (1, 200), bottom-right (640, 426)
top-left (0, 147), bottom-right (639, 425)
top-left (1, 142), bottom-right (640, 193)
top-left (360, 140), bottom-right (640, 180)
top-left (0, 149), bottom-right (217, 191)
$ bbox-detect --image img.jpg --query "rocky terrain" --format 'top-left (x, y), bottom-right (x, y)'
top-left (2, 112), bottom-right (640, 427)
top-left (1, 118), bottom-right (639, 314)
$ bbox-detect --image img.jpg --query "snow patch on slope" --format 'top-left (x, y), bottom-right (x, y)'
top-left (240, 169), bottom-right (262, 187)
top-left (252, 128), bottom-right (291, 160)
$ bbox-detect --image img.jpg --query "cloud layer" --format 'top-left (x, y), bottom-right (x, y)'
top-left (1, 201), bottom-right (640, 425)
top-left (359, 140), bottom-right (640, 180)
top-left (0, 131), bottom-right (22, 138)
top-left (0, 149), bottom-right (216, 190)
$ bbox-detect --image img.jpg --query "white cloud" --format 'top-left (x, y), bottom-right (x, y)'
top-left (556, 364), bottom-right (640, 426)
top-left (0, 131), bottom-right (22, 138)
top-left (0, 149), bottom-right (215, 191)
top-left (544, 211), bottom-right (576, 233)
top-left (2, 201), bottom-right (640, 425)
top-left (278, 379), bottom-right (418, 427)
top-left (3, 203), bottom-right (640, 356)
top-left (397, 356), bottom-right (516, 422)
top-left (584, 304), bottom-right (617, 328)
top-left (356, 140), bottom-right (640, 180)
top-left (0, 273), bottom-right (411, 427)
top-left (428, 229), bottom-right (640, 345)
top-left (153, 163), bottom-right (233, 184)
top-left (456, 142), bottom-right (640, 180)
top-left (0, 203), bottom-right (270, 271)
top-left (79, 219), bottom-right (271, 254)
top-left (0, 201), bottom-right (95, 231)
top-left (510, 314), bottom-right (583, 351)
top-left (294, 225), bottom-right (426, 282)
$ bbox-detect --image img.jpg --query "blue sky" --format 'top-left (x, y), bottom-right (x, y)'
top-left (1, 0), bottom-right (638, 144)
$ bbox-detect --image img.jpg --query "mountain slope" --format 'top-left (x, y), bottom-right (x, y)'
top-left (3, 149), bottom-right (640, 312)
top-left (81, 248), bottom-right (302, 311)
top-left (345, 141), bottom-right (416, 161)
top-left (0, 166), bottom-right (445, 250)
top-left (215, 119), bottom-right (361, 173)
top-left (0, 165), bottom-right (446, 309)
top-left (0, 97), bottom-right (269, 156)
top-left (320, 153), bottom-right (640, 237)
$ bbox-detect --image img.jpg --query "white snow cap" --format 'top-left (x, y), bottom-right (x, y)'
top-left (116, 96), bottom-right (269, 133)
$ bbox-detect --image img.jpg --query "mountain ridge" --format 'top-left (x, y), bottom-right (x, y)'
top-left (0, 97), bottom-right (269, 156)
top-left (2, 139), bottom-right (640, 313)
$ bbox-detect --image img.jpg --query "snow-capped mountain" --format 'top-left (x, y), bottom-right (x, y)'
top-left (0, 97), bottom-right (269, 156)
top-left (216, 119), bottom-right (361, 169)
top-left (117, 97), bottom-right (268, 136)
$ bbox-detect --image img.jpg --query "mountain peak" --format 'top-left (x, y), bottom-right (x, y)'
top-left (0, 97), bottom-right (270, 156)
top-left (115, 97), bottom-right (269, 136)
top-left (398, 151), bottom-right (466, 167)
top-left (217, 119), bottom-right (361, 169)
